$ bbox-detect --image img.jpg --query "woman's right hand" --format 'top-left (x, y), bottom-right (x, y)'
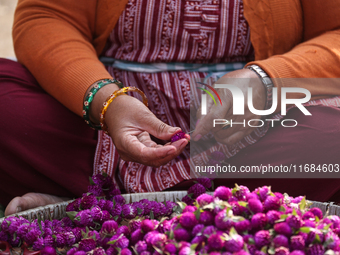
top-left (90, 84), bottom-right (189, 167)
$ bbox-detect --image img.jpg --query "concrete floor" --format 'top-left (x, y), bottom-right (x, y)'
top-left (0, 0), bottom-right (18, 58)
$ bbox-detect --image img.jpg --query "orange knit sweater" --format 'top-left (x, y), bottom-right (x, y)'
top-left (13, 0), bottom-right (340, 116)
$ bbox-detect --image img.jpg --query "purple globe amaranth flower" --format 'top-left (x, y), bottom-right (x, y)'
top-left (24, 228), bottom-right (41, 245)
top-left (183, 205), bottom-right (197, 213)
top-left (303, 219), bottom-right (316, 228)
top-left (171, 131), bottom-right (186, 143)
top-left (74, 209), bottom-right (93, 227)
top-left (199, 210), bottom-right (214, 226)
top-left (41, 247), bottom-right (57, 255)
top-left (306, 228), bottom-right (324, 245)
top-left (290, 235), bottom-right (305, 251)
top-left (264, 195), bottom-right (281, 211)
top-left (180, 212), bottom-right (198, 229)
top-left (32, 237), bottom-right (45, 251)
top-left (290, 251), bottom-right (305, 255)
top-left (110, 234), bottom-right (129, 249)
top-left (140, 252), bottom-right (151, 255)
top-left (286, 214), bottom-right (302, 229)
top-left (100, 220), bottom-right (118, 236)
top-left (121, 248), bottom-right (132, 255)
top-left (135, 240), bottom-right (148, 253)
top-left (182, 195), bottom-right (194, 206)
top-left (150, 233), bottom-right (167, 249)
top-left (232, 202), bottom-right (250, 216)
top-left (81, 194), bottom-right (98, 210)
top-left (74, 252), bottom-right (87, 255)
top-left (215, 209), bottom-right (233, 230)
top-left (324, 232), bottom-right (340, 250)
top-left (255, 186), bottom-right (271, 202)
top-left (164, 243), bottom-right (177, 253)
top-left (87, 184), bottom-right (102, 196)
top-left (225, 234), bottom-right (244, 253)
top-left (309, 208), bottom-right (323, 219)
top-left (214, 186), bottom-right (232, 201)
top-left (307, 244), bottom-right (324, 255)
top-left (203, 225), bottom-right (217, 236)
top-left (61, 217), bottom-right (74, 228)
top-left (275, 247), bottom-right (290, 255)
top-left (328, 215), bottom-right (340, 228)
top-left (44, 236), bottom-right (55, 247)
top-left (113, 195), bottom-right (126, 205)
top-left (233, 185), bottom-right (250, 201)
top-left (72, 227), bottom-right (83, 243)
top-left (254, 230), bottom-right (271, 248)
top-left (17, 223), bottom-right (30, 238)
top-left (208, 233), bottom-right (224, 251)
top-left (191, 235), bottom-right (205, 250)
top-left (130, 229), bottom-right (144, 245)
top-left (248, 198), bottom-right (263, 213)
top-left (274, 222), bottom-right (292, 237)
top-left (174, 228), bottom-right (191, 242)
top-left (192, 224), bottom-right (205, 236)
top-left (121, 204), bottom-right (137, 220)
top-left (234, 219), bottom-right (250, 233)
top-left (66, 198), bottom-right (81, 212)
top-left (78, 238), bottom-right (96, 252)
top-left (64, 231), bottom-right (76, 247)
top-left (92, 247), bottom-right (106, 255)
top-left (141, 219), bottom-right (156, 233)
top-left (273, 234), bottom-right (289, 248)
top-left (117, 225), bottom-right (130, 237)
top-left (255, 251), bottom-right (266, 255)
top-left (179, 246), bottom-right (191, 255)
top-left (110, 204), bottom-right (122, 218)
top-left (196, 194), bottom-right (214, 207)
top-left (139, 199), bottom-right (151, 215)
top-left (67, 247), bottom-right (78, 255)
top-left (197, 177), bottom-right (212, 189)
top-left (128, 219), bottom-right (141, 233)
top-left (234, 251), bottom-right (251, 255)
top-left (188, 183), bottom-right (206, 199)
top-left (132, 202), bottom-right (144, 216)
top-left (55, 233), bottom-right (67, 248)
top-left (91, 205), bottom-right (102, 222)
top-left (266, 210), bottom-right (282, 225)
top-left (251, 213), bottom-right (268, 230)
top-left (302, 211), bottom-right (315, 220)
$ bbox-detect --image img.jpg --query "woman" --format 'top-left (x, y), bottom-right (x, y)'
top-left (1, 0), bottom-right (340, 216)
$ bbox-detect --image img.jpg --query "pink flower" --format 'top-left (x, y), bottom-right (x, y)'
top-left (248, 198), bottom-right (263, 214)
top-left (214, 186), bottom-right (232, 201)
top-left (274, 222), bottom-right (292, 237)
top-left (254, 230), bottom-right (271, 248)
top-left (225, 234), bottom-right (244, 253)
top-left (188, 183), bottom-right (206, 199)
top-left (180, 212), bottom-right (198, 229)
top-left (208, 233), bottom-right (224, 251)
top-left (196, 194), bottom-right (214, 206)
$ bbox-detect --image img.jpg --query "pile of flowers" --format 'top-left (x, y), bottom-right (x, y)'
top-left (1, 173), bottom-right (340, 255)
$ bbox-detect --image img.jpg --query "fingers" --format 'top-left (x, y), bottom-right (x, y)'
top-left (118, 135), bottom-right (189, 167)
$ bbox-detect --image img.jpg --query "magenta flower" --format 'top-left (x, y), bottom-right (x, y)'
top-left (150, 233), bottom-right (167, 249)
top-left (130, 229), bottom-right (144, 245)
top-left (110, 234), bottom-right (129, 249)
top-left (234, 219), bottom-right (250, 233)
top-left (171, 131), bottom-right (186, 143)
top-left (116, 225), bottom-right (130, 237)
top-left (128, 219), bottom-right (141, 233)
top-left (290, 235), bottom-right (305, 251)
top-left (224, 234), bottom-right (244, 252)
top-left (164, 243), bottom-right (177, 253)
top-left (87, 184), bottom-right (102, 196)
top-left (286, 214), bottom-right (302, 229)
top-left (251, 213), bottom-right (268, 230)
top-left (248, 198), bottom-right (263, 214)
top-left (66, 198), bottom-right (81, 212)
top-left (215, 209), bottom-right (233, 230)
top-left (90, 205), bottom-right (102, 222)
top-left (199, 210), bottom-right (214, 226)
top-left (40, 247), bottom-right (57, 255)
top-left (290, 251), bottom-right (305, 255)
top-left (122, 204), bottom-right (137, 220)
top-left (174, 228), bottom-right (191, 242)
top-left (182, 195), bottom-right (194, 206)
top-left (100, 220), bottom-right (118, 236)
top-left (74, 209), bottom-right (93, 227)
top-left (307, 244), bottom-right (324, 255)
top-left (141, 219), bottom-right (156, 233)
top-left (233, 185), bottom-right (250, 201)
top-left (78, 238), bottom-right (96, 252)
top-left (197, 177), bottom-right (212, 189)
top-left (275, 247), bottom-right (289, 255)
top-left (81, 194), bottom-right (98, 210)
top-left (264, 196), bottom-right (281, 211)
top-left (188, 183), bottom-right (206, 199)
top-left (135, 240), bottom-right (148, 253)
top-left (92, 247), bottom-right (106, 255)
top-left (24, 228), bottom-right (41, 245)
top-left (273, 234), bottom-right (289, 248)
top-left (180, 212), bottom-right (198, 229)
top-left (274, 222), bottom-right (292, 237)
top-left (203, 225), bottom-right (217, 236)
top-left (121, 248), bottom-right (132, 255)
top-left (214, 186), bottom-right (232, 201)
top-left (192, 224), bottom-right (204, 236)
top-left (196, 194), bottom-right (214, 206)
top-left (113, 195), bottom-right (126, 205)
top-left (254, 230), bottom-right (271, 248)
top-left (309, 207), bottom-right (323, 219)
top-left (208, 233), bottom-right (224, 251)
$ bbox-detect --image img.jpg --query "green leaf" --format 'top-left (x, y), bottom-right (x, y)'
top-left (229, 227), bottom-right (238, 237)
top-left (194, 209), bottom-right (201, 220)
top-left (299, 227), bottom-right (312, 234)
top-left (169, 229), bottom-right (174, 240)
top-left (102, 172), bottom-right (108, 177)
top-left (324, 223), bottom-right (333, 231)
top-left (292, 209), bottom-right (297, 216)
top-left (153, 245), bottom-right (163, 254)
top-left (261, 246), bottom-right (268, 253)
top-left (37, 213), bottom-right (43, 232)
top-left (131, 246), bottom-right (138, 255)
top-left (107, 240), bottom-right (117, 245)
top-left (315, 234), bottom-right (321, 243)
top-left (190, 243), bottom-right (198, 251)
top-left (150, 210), bottom-right (154, 220)
top-left (89, 176), bottom-right (95, 185)
top-left (238, 201), bottom-right (248, 207)
top-left (268, 246), bottom-right (275, 255)
top-left (299, 197), bottom-right (307, 211)
top-left (137, 208), bottom-right (143, 215)
top-left (176, 201), bottom-right (187, 211)
top-left (66, 211), bottom-right (78, 221)
top-left (52, 234), bottom-right (57, 241)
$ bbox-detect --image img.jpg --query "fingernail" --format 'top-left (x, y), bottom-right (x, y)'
top-left (16, 206), bottom-right (22, 213)
top-left (169, 127), bottom-right (181, 134)
top-left (193, 134), bottom-right (202, 141)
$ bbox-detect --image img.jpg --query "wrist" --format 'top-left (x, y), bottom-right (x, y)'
top-left (89, 83), bottom-right (120, 125)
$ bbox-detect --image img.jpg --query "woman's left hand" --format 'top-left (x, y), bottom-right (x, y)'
top-left (192, 69), bottom-right (266, 145)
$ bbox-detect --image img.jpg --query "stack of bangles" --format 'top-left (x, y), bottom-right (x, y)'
top-left (83, 79), bottom-right (148, 135)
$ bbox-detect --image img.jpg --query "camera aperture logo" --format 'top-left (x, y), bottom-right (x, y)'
top-left (197, 82), bottom-right (312, 128)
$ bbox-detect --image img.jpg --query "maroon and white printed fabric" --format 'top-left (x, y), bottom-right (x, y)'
top-left (94, 0), bottom-right (254, 192)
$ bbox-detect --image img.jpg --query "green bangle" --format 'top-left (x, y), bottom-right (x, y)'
top-left (83, 79), bottom-right (123, 129)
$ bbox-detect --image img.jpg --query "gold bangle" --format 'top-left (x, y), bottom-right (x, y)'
top-left (99, 87), bottom-right (148, 135)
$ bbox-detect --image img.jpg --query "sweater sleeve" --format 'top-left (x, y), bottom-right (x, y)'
top-left (247, 30), bottom-right (340, 106)
top-left (13, 0), bottom-right (113, 116)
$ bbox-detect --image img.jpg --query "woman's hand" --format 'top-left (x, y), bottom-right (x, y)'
top-left (89, 84), bottom-right (188, 167)
top-left (192, 69), bottom-right (266, 145)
